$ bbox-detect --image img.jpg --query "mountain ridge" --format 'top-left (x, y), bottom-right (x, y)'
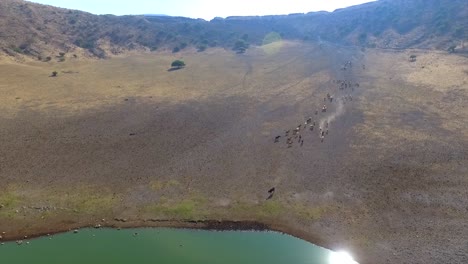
top-left (0, 0), bottom-right (466, 60)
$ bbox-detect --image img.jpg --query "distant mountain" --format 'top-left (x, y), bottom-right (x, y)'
top-left (143, 14), bottom-right (170, 17)
top-left (0, 0), bottom-right (466, 60)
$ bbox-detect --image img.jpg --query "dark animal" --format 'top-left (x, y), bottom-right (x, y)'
top-left (268, 187), bottom-right (276, 193)
top-left (274, 136), bottom-right (281, 143)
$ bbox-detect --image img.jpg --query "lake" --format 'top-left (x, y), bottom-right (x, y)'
top-left (0, 228), bottom-right (353, 264)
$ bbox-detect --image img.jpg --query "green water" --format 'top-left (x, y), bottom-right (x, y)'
top-left (0, 228), bottom-right (334, 264)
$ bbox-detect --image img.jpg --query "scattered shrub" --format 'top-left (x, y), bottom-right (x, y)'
top-left (171, 60), bottom-right (185, 69)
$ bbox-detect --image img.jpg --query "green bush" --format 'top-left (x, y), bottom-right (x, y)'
top-left (233, 39), bottom-right (249, 53)
top-left (197, 45), bottom-right (207, 52)
top-left (171, 60), bottom-right (185, 69)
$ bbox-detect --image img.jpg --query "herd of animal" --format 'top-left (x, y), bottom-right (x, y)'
top-left (273, 61), bottom-right (361, 148)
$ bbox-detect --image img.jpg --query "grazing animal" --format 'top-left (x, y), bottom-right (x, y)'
top-left (274, 136), bottom-right (281, 143)
top-left (300, 140), bottom-right (304, 146)
top-left (268, 187), bottom-right (276, 193)
top-left (310, 125), bottom-right (314, 131)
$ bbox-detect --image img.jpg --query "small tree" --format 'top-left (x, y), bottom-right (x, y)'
top-left (448, 45), bottom-right (456, 53)
top-left (233, 40), bottom-right (249, 54)
top-left (51, 71), bottom-right (58, 77)
top-left (171, 60), bottom-right (185, 69)
top-left (409, 55), bottom-right (417, 62)
top-left (197, 45), bottom-right (207, 52)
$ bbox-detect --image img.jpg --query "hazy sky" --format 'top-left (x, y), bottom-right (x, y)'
top-left (27, 0), bottom-right (377, 20)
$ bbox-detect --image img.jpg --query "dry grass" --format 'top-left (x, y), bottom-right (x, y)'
top-left (0, 42), bottom-right (467, 264)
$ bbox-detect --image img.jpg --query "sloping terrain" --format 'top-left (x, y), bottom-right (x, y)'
top-left (0, 41), bottom-right (467, 263)
top-left (0, 0), bottom-right (467, 61)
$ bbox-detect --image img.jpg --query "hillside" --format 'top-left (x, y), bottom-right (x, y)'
top-left (0, 1), bottom-right (468, 264)
top-left (0, 0), bottom-right (467, 60)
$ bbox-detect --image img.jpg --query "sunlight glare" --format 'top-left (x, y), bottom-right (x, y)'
top-left (329, 251), bottom-right (359, 264)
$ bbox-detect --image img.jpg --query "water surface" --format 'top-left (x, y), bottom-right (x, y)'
top-left (0, 228), bottom-right (334, 264)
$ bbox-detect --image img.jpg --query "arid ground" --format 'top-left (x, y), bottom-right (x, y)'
top-left (0, 41), bottom-right (467, 264)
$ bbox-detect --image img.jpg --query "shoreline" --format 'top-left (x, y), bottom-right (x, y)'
top-left (0, 219), bottom-right (334, 251)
